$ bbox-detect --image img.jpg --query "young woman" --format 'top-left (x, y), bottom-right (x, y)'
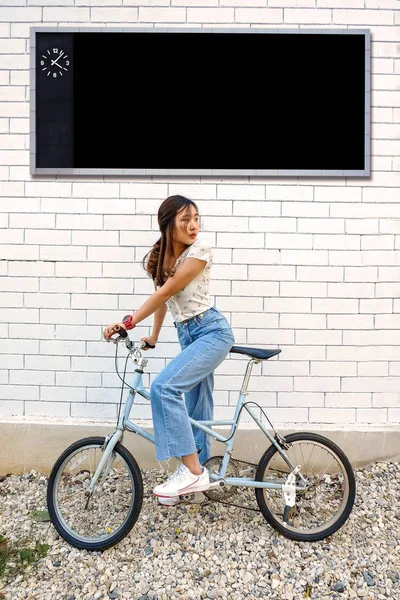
top-left (103, 195), bottom-right (235, 504)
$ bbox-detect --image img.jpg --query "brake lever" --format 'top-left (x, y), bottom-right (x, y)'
top-left (113, 325), bottom-right (139, 353)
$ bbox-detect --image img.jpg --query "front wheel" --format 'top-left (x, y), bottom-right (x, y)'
top-left (255, 432), bottom-right (356, 542)
top-left (47, 436), bottom-right (143, 551)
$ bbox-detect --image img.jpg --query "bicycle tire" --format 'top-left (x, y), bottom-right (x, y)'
top-left (47, 436), bottom-right (143, 551)
top-left (255, 432), bottom-right (356, 542)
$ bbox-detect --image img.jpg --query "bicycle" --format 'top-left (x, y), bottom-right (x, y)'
top-left (47, 325), bottom-right (356, 551)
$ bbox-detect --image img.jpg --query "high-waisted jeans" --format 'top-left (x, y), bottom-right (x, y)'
top-left (150, 306), bottom-right (235, 465)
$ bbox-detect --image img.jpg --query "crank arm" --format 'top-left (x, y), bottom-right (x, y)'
top-left (208, 479), bottom-right (225, 490)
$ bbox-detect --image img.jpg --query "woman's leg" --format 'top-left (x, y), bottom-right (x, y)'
top-left (183, 372), bottom-right (214, 465)
top-left (180, 452), bottom-right (203, 475)
top-left (149, 330), bottom-right (232, 470)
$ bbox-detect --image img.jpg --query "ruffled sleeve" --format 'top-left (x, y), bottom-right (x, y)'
top-left (186, 242), bottom-right (211, 266)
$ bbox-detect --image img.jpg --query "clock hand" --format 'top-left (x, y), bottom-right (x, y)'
top-left (51, 61), bottom-right (68, 72)
top-left (51, 51), bottom-right (64, 67)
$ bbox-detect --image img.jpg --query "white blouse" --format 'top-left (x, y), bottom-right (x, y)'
top-left (164, 239), bottom-right (213, 323)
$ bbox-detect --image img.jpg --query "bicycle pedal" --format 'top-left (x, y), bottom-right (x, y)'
top-left (179, 493), bottom-right (195, 501)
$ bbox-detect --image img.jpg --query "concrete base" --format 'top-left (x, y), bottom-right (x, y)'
top-left (1, 418), bottom-right (400, 475)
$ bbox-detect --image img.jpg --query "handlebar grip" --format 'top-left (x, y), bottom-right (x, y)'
top-left (114, 324), bottom-right (128, 338)
top-left (143, 341), bottom-right (156, 349)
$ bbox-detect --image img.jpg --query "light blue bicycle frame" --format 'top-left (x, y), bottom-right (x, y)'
top-left (88, 355), bottom-right (308, 494)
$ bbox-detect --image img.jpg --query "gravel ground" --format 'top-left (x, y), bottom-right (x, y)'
top-left (0, 461), bottom-right (399, 600)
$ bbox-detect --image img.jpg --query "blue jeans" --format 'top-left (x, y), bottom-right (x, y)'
top-left (150, 306), bottom-right (235, 465)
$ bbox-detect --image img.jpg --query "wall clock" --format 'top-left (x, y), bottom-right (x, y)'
top-left (39, 47), bottom-right (70, 78)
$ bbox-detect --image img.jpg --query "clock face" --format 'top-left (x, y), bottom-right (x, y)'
top-left (39, 47), bottom-right (70, 78)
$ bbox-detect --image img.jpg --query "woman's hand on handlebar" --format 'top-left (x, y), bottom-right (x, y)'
top-left (140, 336), bottom-right (157, 350)
top-left (103, 322), bottom-right (126, 341)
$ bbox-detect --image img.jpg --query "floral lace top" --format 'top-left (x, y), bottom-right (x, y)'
top-left (164, 239), bottom-right (213, 323)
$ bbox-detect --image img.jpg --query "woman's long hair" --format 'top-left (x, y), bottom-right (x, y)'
top-left (142, 195), bottom-right (199, 287)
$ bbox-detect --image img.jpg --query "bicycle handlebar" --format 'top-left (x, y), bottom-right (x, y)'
top-left (113, 324), bottom-right (156, 350)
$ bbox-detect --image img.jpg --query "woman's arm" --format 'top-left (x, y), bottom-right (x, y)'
top-left (151, 303), bottom-right (168, 342)
top-left (131, 258), bottom-right (206, 326)
top-left (103, 257), bottom-right (206, 340)
top-left (151, 280), bottom-right (167, 342)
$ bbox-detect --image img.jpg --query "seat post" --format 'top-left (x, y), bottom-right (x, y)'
top-left (240, 358), bottom-right (261, 395)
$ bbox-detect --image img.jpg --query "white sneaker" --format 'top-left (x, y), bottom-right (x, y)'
top-left (153, 463), bottom-right (210, 498)
top-left (157, 492), bottom-right (206, 507)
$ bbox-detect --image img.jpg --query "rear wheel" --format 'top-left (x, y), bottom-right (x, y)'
top-left (255, 432), bottom-right (356, 542)
top-left (47, 436), bottom-right (143, 551)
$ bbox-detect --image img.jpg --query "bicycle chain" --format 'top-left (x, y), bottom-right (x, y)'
top-left (206, 496), bottom-right (260, 513)
top-left (202, 456), bottom-right (261, 513)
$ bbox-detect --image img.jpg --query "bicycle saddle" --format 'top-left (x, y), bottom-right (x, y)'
top-left (229, 346), bottom-right (281, 360)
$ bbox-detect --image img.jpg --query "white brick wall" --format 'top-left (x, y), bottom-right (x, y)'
top-left (0, 3), bottom-right (399, 429)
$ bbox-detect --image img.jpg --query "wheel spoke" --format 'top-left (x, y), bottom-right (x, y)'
top-left (304, 444), bottom-right (315, 476)
top-left (299, 443), bottom-right (307, 475)
top-left (307, 445), bottom-right (321, 476)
